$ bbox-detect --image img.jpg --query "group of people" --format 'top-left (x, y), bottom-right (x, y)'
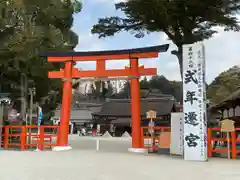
top-left (79, 124), bottom-right (99, 136)
top-left (79, 123), bottom-right (116, 137)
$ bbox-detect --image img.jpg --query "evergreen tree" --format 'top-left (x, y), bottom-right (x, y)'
top-left (92, 0), bottom-right (240, 78)
top-left (0, 0), bottom-right (82, 121)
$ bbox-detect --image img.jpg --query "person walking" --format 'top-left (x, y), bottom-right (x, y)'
top-left (81, 126), bottom-right (86, 136)
top-left (110, 124), bottom-right (114, 136)
top-left (96, 124), bottom-right (101, 136)
top-left (213, 131), bottom-right (221, 150)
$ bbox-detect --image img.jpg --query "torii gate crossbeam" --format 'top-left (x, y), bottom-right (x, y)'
top-left (41, 44), bottom-right (169, 151)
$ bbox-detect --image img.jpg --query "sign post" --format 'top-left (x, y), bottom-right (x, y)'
top-left (220, 119), bottom-right (235, 159)
top-left (170, 112), bottom-right (184, 156)
top-left (146, 110), bottom-right (157, 152)
top-left (183, 42), bottom-right (208, 161)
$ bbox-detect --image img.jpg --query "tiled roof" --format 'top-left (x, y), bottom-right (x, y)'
top-left (54, 109), bottom-right (93, 120)
top-left (220, 89), bottom-right (240, 103)
top-left (40, 44), bottom-right (169, 57)
top-left (92, 98), bottom-right (176, 117)
top-left (211, 88), bottom-right (240, 110)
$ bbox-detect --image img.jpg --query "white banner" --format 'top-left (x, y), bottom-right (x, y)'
top-left (170, 112), bottom-right (184, 156)
top-left (182, 42), bottom-right (208, 161)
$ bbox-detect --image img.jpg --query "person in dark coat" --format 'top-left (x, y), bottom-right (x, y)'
top-left (213, 131), bottom-right (221, 150)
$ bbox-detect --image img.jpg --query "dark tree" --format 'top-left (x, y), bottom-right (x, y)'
top-left (207, 66), bottom-right (240, 103)
top-left (116, 75), bottom-right (183, 102)
top-left (91, 0), bottom-right (240, 79)
top-left (0, 0), bottom-right (82, 121)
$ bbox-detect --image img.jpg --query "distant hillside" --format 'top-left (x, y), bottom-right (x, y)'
top-left (142, 76), bottom-right (183, 102)
top-left (116, 75), bottom-right (183, 102)
top-left (207, 66), bottom-right (240, 104)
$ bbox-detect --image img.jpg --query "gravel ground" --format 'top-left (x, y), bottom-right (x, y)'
top-left (0, 136), bottom-right (239, 180)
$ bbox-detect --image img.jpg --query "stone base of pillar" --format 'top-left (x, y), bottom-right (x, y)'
top-left (128, 148), bottom-right (148, 154)
top-left (52, 146), bottom-right (72, 151)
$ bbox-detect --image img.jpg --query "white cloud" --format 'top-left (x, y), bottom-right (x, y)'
top-left (73, 32), bottom-right (105, 69)
top-left (74, 33), bottom-right (106, 51)
top-left (204, 30), bottom-right (240, 82)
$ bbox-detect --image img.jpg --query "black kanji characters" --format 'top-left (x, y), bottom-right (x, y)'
top-left (184, 112), bottom-right (199, 126)
top-left (188, 47), bottom-right (193, 59)
top-left (185, 133), bottom-right (200, 147)
top-left (184, 70), bottom-right (198, 84)
top-left (188, 47), bottom-right (194, 68)
top-left (184, 91), bottom-right (198, 105)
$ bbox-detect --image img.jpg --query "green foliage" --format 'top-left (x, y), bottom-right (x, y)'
top-left (71, 0), bottom-right (83, 13)
top-left (0, 0), bottom-right (82, 120)
top-left (92, 0), bottom-right (240, 41)
top-left (207, 66), bottom-right (240, 104)
top-left (147, 76), bottom-right (183, 102)
top-left (91, 0), bottom-right (240, 78)
top-left (118, 75), bottom-right (183, 102)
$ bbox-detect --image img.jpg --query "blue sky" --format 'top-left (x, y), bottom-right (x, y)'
top-left (72, 0), bottom-right (240, 83)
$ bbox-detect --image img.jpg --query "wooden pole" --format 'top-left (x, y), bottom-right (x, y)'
top-left (207, 128), bottom-right (212, 157)
top-left (0, 104), bottom-right (3, 148)
top-left (151, 118), bottom-right (155, 152)
top-left (227, 132), bottom-right (230, 159)
top-left (57, 61), bottom-right (73, 146)
top-left (20, 126), bottom-right (26, 151)
top-left (231, 131), bottom-right (237, 160)
top-left (130, 58), bottom-right (141, 149)
top-left (4, 126), bottom-right (9, 149)
top-left (28, 89), bottom-right (33, 145)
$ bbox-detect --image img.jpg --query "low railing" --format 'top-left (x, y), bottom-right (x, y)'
top-left (2, 125), bottom-right (59, 151)
top-left (207, 127), bottom-right (240, 159)
top-left (140, 126), bottom-right (240, 159)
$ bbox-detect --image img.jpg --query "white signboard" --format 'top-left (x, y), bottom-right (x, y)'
top-left (182, 43), bottom-right (208, 161)
top-left (170, 112), bottom-right (184, 156)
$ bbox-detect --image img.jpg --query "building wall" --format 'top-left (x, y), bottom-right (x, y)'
top-left (89, 106), bottom-right (102, 113)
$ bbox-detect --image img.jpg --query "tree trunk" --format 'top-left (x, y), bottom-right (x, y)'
top-left (172, 45), bottom-right (183, 104)
top-left (171, 45), bottom-right (183, 80)
top-left (20, 74), bottom-right (27, 122)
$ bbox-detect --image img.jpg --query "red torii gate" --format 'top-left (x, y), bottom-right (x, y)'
top-left (41, 44), bottom-right (169, 151)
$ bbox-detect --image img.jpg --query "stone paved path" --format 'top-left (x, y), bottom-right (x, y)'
top-left (0, 136), bottom-right (239, 180)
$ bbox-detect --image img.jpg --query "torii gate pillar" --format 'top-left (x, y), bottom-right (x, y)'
top-left (57, 61), bottom-right (73, 148)
top-left (130, 58), bottom-right (142, 149)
